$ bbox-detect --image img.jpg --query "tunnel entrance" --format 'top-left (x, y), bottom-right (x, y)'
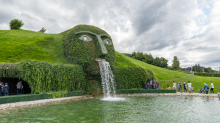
top-left (0, 78), bottom-right (31, 95)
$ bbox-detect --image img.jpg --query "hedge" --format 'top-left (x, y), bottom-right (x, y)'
top-left (114, 67), bottom-right (154, 89)
top-left (0, 60), bottom-right (91, 94)
top-left (0, 91), bottom-right (83, 104)
top-left (116, 89), bottom-right (176, 94)
top-left (194, 72), bottom-right (220, 77)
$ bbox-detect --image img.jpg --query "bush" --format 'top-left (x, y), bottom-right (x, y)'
top-left (38, 27), bottom-right (46, 33)
top-left (9, 19), bottom-right (24, 30)
top-left (114, 67), bottom-right (154, 89)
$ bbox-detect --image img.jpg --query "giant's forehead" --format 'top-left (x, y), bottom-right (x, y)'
top-left (73, 25), bottom-right (110, 36)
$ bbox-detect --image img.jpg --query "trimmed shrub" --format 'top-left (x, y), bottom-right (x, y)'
top-left (0, 60), bottom-right (91, 94)
top-left (9, 19), bottom-right (24, 30)
top-left (114, 67), bottom-right (154, 89)
top-left (194, 72), bottom-right (220, 77)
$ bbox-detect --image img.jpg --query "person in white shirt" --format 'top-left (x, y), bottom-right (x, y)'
top-left (188, 81), bottom-right (192, 93)
top-left (173, 81), bottom-right (176, 90)
top-left (210, 81), bottom-right (214, 93)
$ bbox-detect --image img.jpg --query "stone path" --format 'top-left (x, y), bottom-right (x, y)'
top-left (0, 95), bottom-right (93, 111)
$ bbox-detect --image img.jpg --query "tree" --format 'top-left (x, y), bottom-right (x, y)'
top-left (160, 57), bottom-right (168, 68)
top-left (172, 56), bottom-right (180, 70)
top-left (38, 27), bottom-right (46, 33)
top-left (9, 19), bottom-right (24, 30)
top-left (147, 53), bottom-right (154, 64)
top-left (153, 57), bottom-right (161, 66)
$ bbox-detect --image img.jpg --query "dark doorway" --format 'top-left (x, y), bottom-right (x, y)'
top-left (0, 78), bottom-right (31, 95)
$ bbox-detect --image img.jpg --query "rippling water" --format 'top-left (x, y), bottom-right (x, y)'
top-left (0, 96), bottom-right (220, 123)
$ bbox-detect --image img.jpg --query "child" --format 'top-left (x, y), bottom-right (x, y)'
top-left (3, 83), bottom-right (9, 96)
top-left (191, 86), bottom-right (194, 93)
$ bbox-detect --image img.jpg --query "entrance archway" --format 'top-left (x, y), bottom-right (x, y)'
top-left (0, 78), bottom-right (31, 95)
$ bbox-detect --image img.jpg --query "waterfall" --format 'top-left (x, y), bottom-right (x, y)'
top-left (97, 59), bottom-right (116, 98)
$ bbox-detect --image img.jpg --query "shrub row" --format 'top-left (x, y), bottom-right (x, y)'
top-left (116, 89), bottom-right (176, 94)
top-left (194, 72), bottom-right (220, 77)
top-left (114, 67), bottom-right (154, 89)
top-left (0, 91), bottom-right (83, 104)
top-left (0, 60), bottom-right (91, 94)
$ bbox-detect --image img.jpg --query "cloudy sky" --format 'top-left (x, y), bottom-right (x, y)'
top-left (0, 0), bottom-right (220, 70)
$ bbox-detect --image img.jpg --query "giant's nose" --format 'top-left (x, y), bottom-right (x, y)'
top-left (97, 35), bottom-right (107, 55)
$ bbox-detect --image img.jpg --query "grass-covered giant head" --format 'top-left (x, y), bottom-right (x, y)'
top-left (62, 25), bottom-right (115, 76)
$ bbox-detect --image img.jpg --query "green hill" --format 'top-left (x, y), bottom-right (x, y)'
top-left (115, 52), bottom-right (220, 93)
top-left (0, 30), bottom-right (67, 64)
top-left (1, 29), bottom-right (219, 94)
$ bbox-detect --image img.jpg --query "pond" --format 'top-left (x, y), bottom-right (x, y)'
top-left (0, 96), bottom-right (219, 122)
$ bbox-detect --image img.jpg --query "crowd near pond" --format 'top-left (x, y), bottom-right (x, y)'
top-left (143, 80), bottom-right (215, 94)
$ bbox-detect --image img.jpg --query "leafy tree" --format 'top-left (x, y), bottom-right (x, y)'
top-left (153, 57), bottom-right (161, 66)
top-left (147, 53), bottom-right (154, 64)
top-left (160, 57), bottom-right (168, 67)
top-left (38, 27), bottom-right (46, 33)
top-left (9, 19), bottom-right (24, 30)
top-left (172, 56), bottom-right (180, 70)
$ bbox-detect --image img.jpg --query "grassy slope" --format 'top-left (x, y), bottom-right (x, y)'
top-left (115, 52), bottom-right (220, 93)
top-left (1, 30), bottom-right (219, 93)
top-left (0, 30), bottom-right (67, 64)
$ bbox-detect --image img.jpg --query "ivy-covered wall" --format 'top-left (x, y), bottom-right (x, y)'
top-left (114, 67), bottom-right (154, 89)
top-left (0, 60), bottom-right (91, 94)
top-left (62, 25), bottom-right (115, 77)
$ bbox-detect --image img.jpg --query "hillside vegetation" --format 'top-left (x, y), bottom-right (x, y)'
top-left (1, 29), bottom-right (219, 93)
top-left (115, 52), bottom-right (220, 93)
top-left (0, 30), bottom-right (67, 64)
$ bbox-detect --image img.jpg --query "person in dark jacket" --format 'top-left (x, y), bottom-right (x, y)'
top-left (3, 83), bottom-right (9, 96)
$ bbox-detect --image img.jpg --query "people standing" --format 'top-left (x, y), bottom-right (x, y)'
top-left (191, 86), bottom-right (194, 93)
top-left (210, 81), bottom-right (214, 94)
top-left (1, 82), bottom-right (4, 96)
top-left (184, 82), bottom-right (187, 92)
top-left (204, 83), bottom-right (209, 94)
top-left (188, 81), bottom-right (192, 93)
top-left (178, 82), bottom-right (181, 92)
top-left (3, 83), bottom-right (9, 96)
top-left (173, 81), bottom-right (176, 90)
top-left (0, 81), bottom-right (2, 96)
top-left (16, 80), bottom-right (23, 94)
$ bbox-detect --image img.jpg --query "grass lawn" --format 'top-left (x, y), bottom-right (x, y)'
top-left (115, 52), bottom-right (220, 94)
top-left (0, 30), bottom-right (67, 64)
top-left (1, 30), bottom-right (219, 94)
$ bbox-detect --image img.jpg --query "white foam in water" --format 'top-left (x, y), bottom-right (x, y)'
top-left (97, 59), bottom-right (125, 101)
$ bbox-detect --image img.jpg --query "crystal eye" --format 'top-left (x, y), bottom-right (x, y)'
top-left (79, 35), bottom-right (92, 42)
top-left (103, 39), bottom-right (112, 45)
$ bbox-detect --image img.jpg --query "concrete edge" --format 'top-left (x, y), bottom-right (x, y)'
top-left (0, 95), bottom-right (93, 111)
top-left (116, 93), bottom-right (219, 97)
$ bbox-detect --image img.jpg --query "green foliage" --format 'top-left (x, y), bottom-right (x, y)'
top-left (194, 72), bottom-right (220, 77)
top-left (172, 56), bottom-right (180, 70)
top-left (130, 51), bottom-right (168, 67)
top-left (0, 30), bottom-right (67, 64)
top-left (45, 90), bottom-right (68, 98)
top-left (62, 25), bottom-right (115, 77)
top-left (116, 89), bottom-right (176, 94)
top-left (0, 63), bottom-right (18, 78)
top-left (9, 19), bottom-right (24, 30)
top-left (18, 60), bottom-right (89, 94)
top-left (114, 67), bottom-right (154, 89)
top-left (38, 27), bottom-right (46, 33)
